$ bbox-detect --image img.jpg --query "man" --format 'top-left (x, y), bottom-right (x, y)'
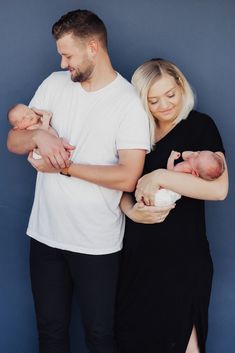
top-left (7, 9), bottom-right (150, 353)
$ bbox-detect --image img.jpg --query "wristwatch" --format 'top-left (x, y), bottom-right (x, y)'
top-left (60, 162), bottom-right (73, 177)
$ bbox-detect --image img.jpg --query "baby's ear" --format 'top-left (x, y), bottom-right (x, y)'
top-left (192, 170), bottom-right (199, 177)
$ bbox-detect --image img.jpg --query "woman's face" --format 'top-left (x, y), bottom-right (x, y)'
top-left (147, 73), bottom-right (183, 125)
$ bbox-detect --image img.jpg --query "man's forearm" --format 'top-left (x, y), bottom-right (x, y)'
top-left (68, 163), bottom-right (142, 192)
top-left (7, 129), bottom-right (37, 154)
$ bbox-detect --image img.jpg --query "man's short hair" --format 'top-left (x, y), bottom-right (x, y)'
top-left (52, 9), bottom-right (108, 49)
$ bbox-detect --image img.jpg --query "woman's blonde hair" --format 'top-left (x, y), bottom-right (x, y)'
top-left (131, 58), bottom-right (195, 148)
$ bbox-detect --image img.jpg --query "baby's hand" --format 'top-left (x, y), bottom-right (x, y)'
top-left (31, 107), bottom-right (52, 119)
top-left (170, 150), bottom-right (181, 160)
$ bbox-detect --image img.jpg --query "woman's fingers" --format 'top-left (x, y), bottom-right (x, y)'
top-left (134, 203), bottom-right (175, 223)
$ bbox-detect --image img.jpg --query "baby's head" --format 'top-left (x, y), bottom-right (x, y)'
top-left (182, 150), bottom-right (225, 180)
top-left (8, 104), bottom-right (39, 129)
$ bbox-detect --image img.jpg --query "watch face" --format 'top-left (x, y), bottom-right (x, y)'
top-left (60, 168), bottom-right (71, 177)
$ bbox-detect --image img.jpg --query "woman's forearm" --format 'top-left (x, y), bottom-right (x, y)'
top-left (152, 167), bottom-right (228, 201)
top-left (120, 193), bottom-right (135, 216)
top-left (135, 153), bottom-right (228, 205)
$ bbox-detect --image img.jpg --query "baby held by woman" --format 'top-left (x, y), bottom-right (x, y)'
top-left (155, 150), bottom-right (225, 206)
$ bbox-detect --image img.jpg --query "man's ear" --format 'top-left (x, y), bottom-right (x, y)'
top-left (88, 39), bottom-right (99, 57)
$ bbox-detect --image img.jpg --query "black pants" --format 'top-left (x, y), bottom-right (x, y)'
top-left (30, 238), bottom-right (120, 353)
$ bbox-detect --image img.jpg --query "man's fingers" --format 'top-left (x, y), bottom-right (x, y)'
top-left (62, 138), bottom-right (75, 150)
top-left (59, 149), bottom-right (71, 167)
top-left (54, 153), bottom-right (66, 169)
top-left (135, 189), bottom-right (142, 202)
top-left (48, 155), bottom-right (61, 169)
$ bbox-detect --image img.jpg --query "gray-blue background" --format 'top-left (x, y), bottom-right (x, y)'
top-left (0, 1), bottom-right (234, 352)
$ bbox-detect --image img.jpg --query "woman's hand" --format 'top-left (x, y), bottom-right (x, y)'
top-left (120, 192), bottom-right (174, 224)
top-left (126, 201), bottom-right (175, 224)
top-left (135, 170), bottom-right (162, 206)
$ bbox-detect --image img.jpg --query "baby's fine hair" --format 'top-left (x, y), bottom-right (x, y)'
top-left (198, 152), bottom-right (225, 180)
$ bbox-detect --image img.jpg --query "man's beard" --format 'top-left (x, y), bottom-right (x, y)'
top-left (70, 62), bottom-right (94, 83)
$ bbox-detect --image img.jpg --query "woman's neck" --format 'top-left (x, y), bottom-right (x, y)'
top-left (155, 121), bottom-right (175, 142)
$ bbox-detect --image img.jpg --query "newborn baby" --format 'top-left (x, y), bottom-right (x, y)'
top-left (8, 104), bottom-right (57, 159)
top-left (155, 150), bottom-right (225, 206)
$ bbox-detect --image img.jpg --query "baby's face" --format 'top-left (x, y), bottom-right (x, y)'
top-left (13, 106), bottom-right (39, 129)
top-left (182, 151), bottom-right (212, 171)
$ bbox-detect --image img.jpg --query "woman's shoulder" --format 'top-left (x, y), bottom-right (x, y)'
top-left (185, 110), bottom-right (218, 131)
top-left (184, 110), bottom-right (224, 152)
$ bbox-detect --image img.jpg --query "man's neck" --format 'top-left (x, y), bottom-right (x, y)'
top-left (81, 55), bottom-right (117, 92)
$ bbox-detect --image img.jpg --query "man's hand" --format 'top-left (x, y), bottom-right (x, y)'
top-left (127, 201), bottom-right (175, 224)
top-left (33, 130), bottom-right (75, 169)
top-left (27, 152), bottom-right (62, 173)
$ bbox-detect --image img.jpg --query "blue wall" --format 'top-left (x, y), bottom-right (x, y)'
top-left (0, 1), bottom-right (234, 352)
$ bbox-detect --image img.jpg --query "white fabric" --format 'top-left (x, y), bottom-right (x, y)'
top-left (154, 189), bottom-right (181, 207)
top-left (32, 150), bottom-right (42, 159)
top-left (27, 71), bottom-right (150, 254)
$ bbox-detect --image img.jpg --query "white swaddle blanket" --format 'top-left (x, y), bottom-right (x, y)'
top-left (154, 188), bottom-right (181, 207)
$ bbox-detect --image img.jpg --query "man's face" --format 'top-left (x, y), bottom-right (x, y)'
top-left (56, 33), bottom-right (95, 82)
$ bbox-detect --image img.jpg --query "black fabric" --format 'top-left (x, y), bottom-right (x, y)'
top-left (116, 111), bottom-right (224, 353)
top-left (30, 238), bottom-right (120, 353)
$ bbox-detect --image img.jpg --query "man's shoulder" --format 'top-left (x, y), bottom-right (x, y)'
top-left (115, 73), bottom-right (143, 105)
top-left (116, 73), bottom-right (136, 93)
top-left (43, 70), bottom-right (70, 85)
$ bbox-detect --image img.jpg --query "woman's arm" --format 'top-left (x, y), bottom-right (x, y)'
top-left (135, 152), bottom-right (228, 206)
top-left (120, 193), bottom-right (175, 224)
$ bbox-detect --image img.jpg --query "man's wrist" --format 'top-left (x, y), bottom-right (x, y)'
top-left (60, 161), bottom-right (73, 177)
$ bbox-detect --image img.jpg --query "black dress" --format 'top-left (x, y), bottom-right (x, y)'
top-left (116, 111), bottom-right (224, 353)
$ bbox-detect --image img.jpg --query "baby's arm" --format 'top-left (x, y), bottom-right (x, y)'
top-left (167, 151), bottom-right (181, 170)
top-left (31, 108), bottom-right (58, 137)
top-left (31, 108), bottom-right (52, 130)
top-left (41, 111), bottom-right (52, 129)
top-left (48, 126), bottom-right (58, 137)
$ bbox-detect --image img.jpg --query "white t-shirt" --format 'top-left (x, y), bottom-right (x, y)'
top-left (27, 71), bottom-right (150, 254)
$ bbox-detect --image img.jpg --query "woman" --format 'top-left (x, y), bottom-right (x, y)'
top-left (116, 59), bottom-right (228, 353)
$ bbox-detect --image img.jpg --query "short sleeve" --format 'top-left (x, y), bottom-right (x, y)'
top-left (116, 99), bottom-right (150, 152)
top-left (190, 112), bottom-right (225, 154)
top-left (29, 74), bottom-right (53, 110)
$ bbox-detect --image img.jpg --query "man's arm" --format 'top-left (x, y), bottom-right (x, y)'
top-left (7, 129), bottom-right (41, 154)
top-left (68, 149), bottom-right (146, 192)
top-left (7, 129), bottom-right (74, 169)
top-left (28, 149), bottom-right (147, 192)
